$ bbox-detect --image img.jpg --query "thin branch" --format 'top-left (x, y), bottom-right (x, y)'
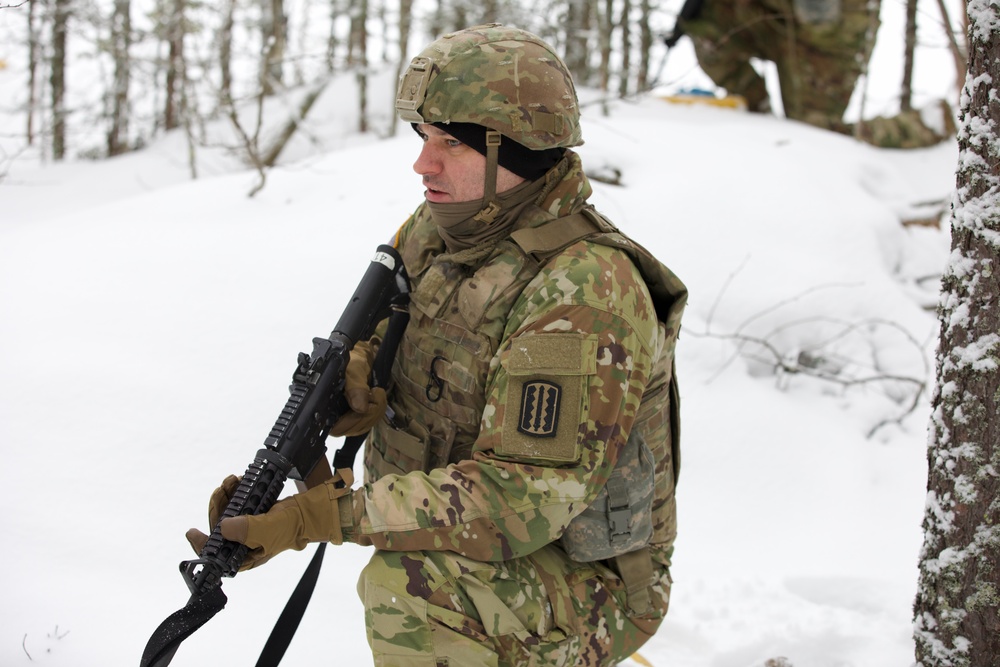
top-left (688, 323), bottom-right (928, 438)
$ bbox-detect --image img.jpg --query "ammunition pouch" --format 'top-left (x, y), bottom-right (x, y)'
top-left (560, 430), bottom-right (655, 562)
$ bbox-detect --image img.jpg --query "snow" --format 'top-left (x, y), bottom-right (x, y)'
top-left (0, 66), bottom-right (958, 667)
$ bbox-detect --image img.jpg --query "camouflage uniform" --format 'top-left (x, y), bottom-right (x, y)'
top-left (337, 26), bottom-right (687, 666)
top-left (678, 0), bottom-right (879, 132)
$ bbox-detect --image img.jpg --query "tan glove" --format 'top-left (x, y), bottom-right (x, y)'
top-left (185, 474), bottom-right (240, 554)
top-left (186, 469), bottom-right (354, 571)
top-left (185, 474), bottom-right (275, 570)
top-left (329, 339), bottom-right (387, 437)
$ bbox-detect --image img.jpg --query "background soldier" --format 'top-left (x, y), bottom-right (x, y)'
top-left (671, 0), bottom-right (879, 132)
top-left (189, 25), bottom-right (687, 666)
top-left (667, 0), bottom-right (951, 147)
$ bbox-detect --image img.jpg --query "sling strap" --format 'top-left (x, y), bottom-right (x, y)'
top-left (254, 542), bottom-right (327, 667)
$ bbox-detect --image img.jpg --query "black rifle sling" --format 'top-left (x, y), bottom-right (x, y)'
top-left (254, 542), bottom-right (326, 667)
top-left (256, 296), bottom-right (410, 667)
top-left (140, 586), bottom-right (228, 667)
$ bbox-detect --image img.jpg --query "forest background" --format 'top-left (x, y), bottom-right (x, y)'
top-left (0, 0), bottom-right (968, 174)
top-left (0, 0), bottom-right (986, 666)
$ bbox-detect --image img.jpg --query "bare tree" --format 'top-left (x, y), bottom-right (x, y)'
top-left (913, 1), bottom-right (1000, 664)
top-left (564, 0), bottom-right (591, 85)
top-left (163, 0), bottom-right (185, 131)
top-left (50, 0), bottom-right (70, 159)
top-left (107, 0), bottom-right (131, 156)
top-left (636, 0), bottom-right (653, 92)
top-left (598, 0), bottom-right (611, 99)
top-left (388, 0), bottom-right (413, 137)
top-left (326, 0), bottom-right (340, 71)
top-left (350, 0), bottom-right (369, 133)
top-left (934, 0), bottom-right (969, 93)
top-left (219, 0), bottom-right (236, 106)
top-left (262, 0), bottom-right (287, 95)
top-left (901, 0), bottom-right (917, 111)
top-left (617, 0), bottom-right (631, 98)
top-left (26, 0), bottom-right (40, 146)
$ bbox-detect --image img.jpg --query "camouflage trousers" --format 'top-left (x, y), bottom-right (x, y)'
top-left (356, 543), bottom-right (672, 666)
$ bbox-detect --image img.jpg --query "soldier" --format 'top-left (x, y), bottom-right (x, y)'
top-left (188, 25), bottom-right (687, 666)
top-left (670, 0), bottom-right (879, 133)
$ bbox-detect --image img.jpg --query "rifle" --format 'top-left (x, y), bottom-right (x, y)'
top-left (140, 245), bottom-right (410, 667)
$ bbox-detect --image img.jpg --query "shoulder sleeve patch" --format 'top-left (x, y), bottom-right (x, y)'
top-left (498, 334), bottom-right (598, 463)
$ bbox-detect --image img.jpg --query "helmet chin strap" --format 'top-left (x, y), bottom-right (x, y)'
top-left (474, 130), bottom-right (502, 224)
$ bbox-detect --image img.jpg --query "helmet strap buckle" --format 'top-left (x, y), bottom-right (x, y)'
top-left (476, 130), bottom-right (503, 224)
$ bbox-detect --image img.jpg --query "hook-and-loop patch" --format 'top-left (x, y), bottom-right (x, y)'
top-left (499, 333), bottom-right (598, 463)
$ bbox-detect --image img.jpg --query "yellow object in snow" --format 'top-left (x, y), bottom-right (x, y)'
top-left (629, 652), bottom-right (656, 667)
top-left (660, 91), bottom-right (747, 110)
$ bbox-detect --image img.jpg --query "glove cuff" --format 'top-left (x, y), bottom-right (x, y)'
top-left (297, 468), bottom-right (354, 546)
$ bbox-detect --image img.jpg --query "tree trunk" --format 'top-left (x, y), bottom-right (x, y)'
top-left (352, 0), bottom-right (368, 133)
top-left (27, 0), bottom-right (39, 146)
top-left (564, 0), bottom-right (591, 85)
top-left (326, 0), bottom-right (340, 71)
top-left (262, 0), bottom-right (286, 95)
top-left (598, 0), bottom-right (612, 97)
top-left (618, 0), bottom-right (631, 98)
top-left (50, 0), bottom-right (70, 160)
top-left (481, 0), bottom-right (498, 24)
top-left (220, 0), bottom-right (236, 105)
top-left (636, 0), bottom-right (653, 93)
top-left (913, 2), bottom-right (1000, 665)
top-left (389, 0), bottom-right (412, 137)
top-left (164, 0), bottom-right (184, 131)
top-left (900, 0), bottom-right (917, 111)
top-left (934, 0), bottom-right (969, 94)
top-left (107, 0), bottom-right (131, 156)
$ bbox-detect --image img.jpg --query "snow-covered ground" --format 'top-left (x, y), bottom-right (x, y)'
top-left (0, 27), bottom-right (961, 662)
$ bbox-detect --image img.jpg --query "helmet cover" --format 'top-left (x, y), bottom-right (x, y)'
top-left (396, 24), bottom-right (583, 149)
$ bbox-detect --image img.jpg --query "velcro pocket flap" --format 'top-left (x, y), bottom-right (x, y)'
top-left (504, 333), bottom-right (598, 376)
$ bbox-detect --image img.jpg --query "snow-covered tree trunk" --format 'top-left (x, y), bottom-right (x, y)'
top-left (912, 1), bottom-right (1000, 665)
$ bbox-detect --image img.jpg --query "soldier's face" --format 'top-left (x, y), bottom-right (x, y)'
top-left (413, 124), bottom-right (525, 204)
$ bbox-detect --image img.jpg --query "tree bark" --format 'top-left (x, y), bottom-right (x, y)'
top-left (107, 0), bottom-right (131, 156)
top-left (913, 1), bottom-right (1000, 665)
top-left (262, 0), bottom-right (286, 95)
top-left (164, 0), bottom-right (184, 131)
top-left (326, 0), bottom-right (340, 71)
top-left (219, 0), bottom-right (236, 105)
top-left (901, 0), bottom-right (917, 111)
top-left (351, 0), bottom-right (368, 133)
top-left (934, 0), bottom-right (969, 93)
top-left (618, 0), bottom-right (631, 98)
top-left (50, 0), bottom-right (70, 159)
top-left (636, 0), bottom-right (653, 92)
top-left (564, 0), bottom-right (591, 85)
top-left (389, 0), bottom-right (412, 137)
top-left (26, 0), bottom-right (39, 146)
top-left (599, 0), bottom-right (612, 96)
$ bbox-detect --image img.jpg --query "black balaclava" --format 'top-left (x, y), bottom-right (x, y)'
top-left (430, 122), bottom-right (566, 182)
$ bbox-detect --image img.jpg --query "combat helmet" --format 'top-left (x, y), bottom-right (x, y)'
top-left (396, 24), bottom-right (583, 219)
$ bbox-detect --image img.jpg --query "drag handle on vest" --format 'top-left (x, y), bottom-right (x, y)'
top-left (141, 245), bottom-right (409, 667)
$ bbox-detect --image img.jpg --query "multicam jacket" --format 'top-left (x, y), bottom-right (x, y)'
top-left (341, 151), bottom-right (685, 565)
